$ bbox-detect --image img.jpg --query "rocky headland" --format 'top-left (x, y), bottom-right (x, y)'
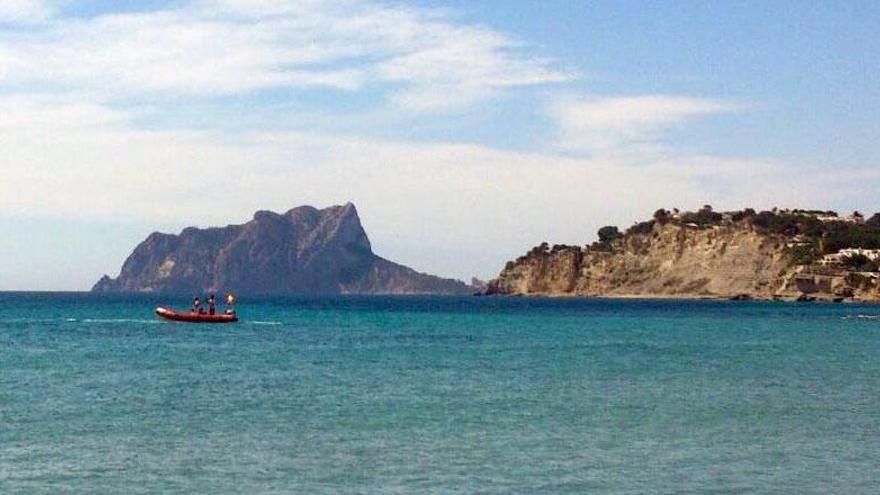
top-left (93, 203), bottom-right (472, 295)
top-left (486, 207), bottom-right (880, 302)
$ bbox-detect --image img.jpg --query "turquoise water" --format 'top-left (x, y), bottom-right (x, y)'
top-left (1, 293), bottom-right (879, 494)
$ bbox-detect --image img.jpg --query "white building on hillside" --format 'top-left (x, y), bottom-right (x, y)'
top-left (821, 248), bottom-right (880, 265)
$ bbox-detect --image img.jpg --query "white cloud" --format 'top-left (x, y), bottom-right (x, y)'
top-left (0, 94), bottom-right (132, 129)
top-left (551, 95), bottom-right (739, 152)
top-left (0, 0), bottom-right (566, 109)
top-left (0, 0), bottom-right (52, 23)
top-left (373, 18), bottom-right (568, 111)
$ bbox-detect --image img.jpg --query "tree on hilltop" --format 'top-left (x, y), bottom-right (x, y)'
top-left (597, 226), bottom-right (620, 244)
top-left (653, 209), bottom-right (670, 224)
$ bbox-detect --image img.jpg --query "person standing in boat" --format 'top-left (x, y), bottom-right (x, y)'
top-left (207, 294), bottom-right (216, 315)
top-left (225, 293), bottom-right (236, 315)
top-left (192, 296), bottom-right (201, 313)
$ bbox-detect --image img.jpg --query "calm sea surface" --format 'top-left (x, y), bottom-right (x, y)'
top-left (1, 293), bottom-right (878, 494)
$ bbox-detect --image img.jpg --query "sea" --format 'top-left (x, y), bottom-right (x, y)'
top-left (0, 292), bottom-right (878, 494)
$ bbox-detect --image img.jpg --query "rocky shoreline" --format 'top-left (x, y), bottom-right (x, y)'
top-left (484, 207), bottom-right (880, 303)
top-left (482, 292), bottom-right (859, 303)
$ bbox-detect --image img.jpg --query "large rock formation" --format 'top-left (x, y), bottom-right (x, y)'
top-left (93, 203), bottom-right (471, 295)
top-left (487, 208), bottom-right (880, 302)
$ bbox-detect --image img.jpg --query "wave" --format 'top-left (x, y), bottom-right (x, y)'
top-left (0, 318), bottom-right (69, 324)
top-left (1, 317), bottom-right (159, 325)
top-left (81, 318), bottom-right (162, 324)
top-left (248, 320), bottom-right (283, 326)
top-left (843, 314), bottom-right (880, 320)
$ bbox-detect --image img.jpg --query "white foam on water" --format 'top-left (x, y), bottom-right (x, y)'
top-left (0, 318), bottom-right (70, 323)
top-left (843, 314), bottom-right (880, 320)
top-left (248, 321), bottom-right (283, 326)
top-left (81, 318), bottom-right (162, 324)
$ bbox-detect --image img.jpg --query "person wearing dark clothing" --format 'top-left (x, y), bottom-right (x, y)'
top-left (192, 296), bottom-right (201, 313)
top-left (207, 294), bottom-right (216, 315)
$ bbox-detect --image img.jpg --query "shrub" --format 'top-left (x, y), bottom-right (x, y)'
top-left (627, 220), bottom-right (656, 235)
top-left (751, 211), bottom-right (823, 237)
top-left (841, 254), bottom-right (880, 272)
top-left (730, 208), bottom-right (756, 222)
top-left (551, 244), bottom-right (579, 253)
top-left (526, 242), bottom-right (550, 257)
top-left (787, 244), bottom-right (821, 265)
top-left (848, 272), bottom-right (875, 288)
top-left (800, 217), bottom-right (825, 237)
top-left (680, 205), bottom-right (722, 227)
top-left (822, 222), bottom-right (880, 253)
top-left (597, 226), bottom-right (620, 244)
top-left (653, 209), bottom-right (670, 224)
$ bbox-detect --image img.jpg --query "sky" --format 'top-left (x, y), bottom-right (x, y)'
top-left (1, 0), bottom-right (878, 290)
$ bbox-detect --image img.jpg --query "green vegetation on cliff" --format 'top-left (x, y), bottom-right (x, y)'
top-left (516, 205), bottom-right (880, 271)
top-left (610, 206), bottom-right (880, 267)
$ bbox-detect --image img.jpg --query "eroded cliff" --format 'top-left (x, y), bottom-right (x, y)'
top-left (488, 210), bottom-right (880, 302)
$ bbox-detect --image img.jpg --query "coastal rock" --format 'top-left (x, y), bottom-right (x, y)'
top-left (487, 210), bottom-right (880, 301)
top-left (93, 203), bottom-right (471, 295)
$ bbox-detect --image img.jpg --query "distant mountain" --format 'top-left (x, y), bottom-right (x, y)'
top-left (93, 203), bottom-right (471, 295)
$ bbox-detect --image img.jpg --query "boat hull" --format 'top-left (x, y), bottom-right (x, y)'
top-left (155, 307), bottom-right (238, 323)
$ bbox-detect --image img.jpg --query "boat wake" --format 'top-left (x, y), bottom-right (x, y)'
top-left (0, 318), bottom-right (69, 324)
top-left (1, 317), bottom-right (161, 325)
top-left (81, 318), bottom-right (162, 324)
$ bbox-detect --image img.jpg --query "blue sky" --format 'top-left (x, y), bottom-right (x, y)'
top-left (1, 0), bottom-right (878, 290)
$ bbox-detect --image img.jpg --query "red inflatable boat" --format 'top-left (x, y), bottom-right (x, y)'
top-left (155, 307), bottom-right (238, 323)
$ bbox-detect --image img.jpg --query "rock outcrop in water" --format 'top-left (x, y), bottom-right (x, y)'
top-left (93, 203), bottom-right (471, 295)
top-left (487, 207), bottom-right (880, 302)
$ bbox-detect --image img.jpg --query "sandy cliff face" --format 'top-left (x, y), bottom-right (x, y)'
top-left (487, 222), bottom-right (880, 301)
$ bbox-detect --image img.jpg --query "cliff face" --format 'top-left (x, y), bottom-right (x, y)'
top-left (487, 221), bottom-right (880, 301)
top-left (93, 203), bottom-right (471, 295)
